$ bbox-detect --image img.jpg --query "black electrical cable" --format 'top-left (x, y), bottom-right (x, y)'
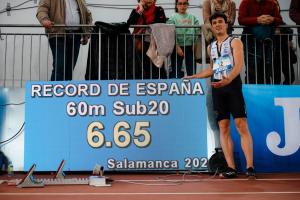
top-left (8, 6), bottom-right (38, 11)
top-left (10, 0), bottom-right (33, 9)
top-left (1, 1), bottom-right (290, 15)
top-left (0, 102), bottom-right (25, 145)
top-left (0, 0), bottom-right (34, 14)
top-left (0, 1), bottom-right (202, 14)
top-left (0, 122), bottom-right (25, 145)
top-left (0, 6), bottom-right (38, 14)
top-left (0, 102), bottom-right (25, 107)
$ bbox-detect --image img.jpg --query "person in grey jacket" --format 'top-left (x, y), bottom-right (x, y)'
top-left (37, 0), bottom-right (92, 81)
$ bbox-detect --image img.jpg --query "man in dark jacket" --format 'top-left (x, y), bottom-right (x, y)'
top-left (238, 0), bottom-right (282, 84)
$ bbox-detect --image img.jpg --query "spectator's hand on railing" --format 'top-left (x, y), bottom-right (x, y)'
top-left (262, 15), bottom-right (274, 24)
top-left (182, 75), bottom-right (194, 80)
top-left (42, 19), bottom-right (54, 29)
top-left (177, 46), bottom-right (184, 57)
top-left (289, 41), bottom-right (295, 50)
top-left (257, 15), bottom-right (266, 24)
top-left (257, 15), bottom-right (274, 25)
top-left (81, 35), bottom-right (89, 45)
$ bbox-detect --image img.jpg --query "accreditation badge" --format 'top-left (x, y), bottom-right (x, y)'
top-left (213, 55), bottom-right (233, 80)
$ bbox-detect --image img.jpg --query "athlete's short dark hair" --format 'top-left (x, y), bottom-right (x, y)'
top-left (209, 12), bottom-right (228, 24)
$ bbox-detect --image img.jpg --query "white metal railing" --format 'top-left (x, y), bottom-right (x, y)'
top-left (0, 24), bottom-right (299, 87)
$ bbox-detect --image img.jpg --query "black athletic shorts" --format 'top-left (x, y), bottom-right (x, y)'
top-left (212, 87), bottom-right (247, 121)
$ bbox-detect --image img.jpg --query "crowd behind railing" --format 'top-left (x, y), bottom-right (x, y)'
top-left (1, 24), bottom-right (299, 87)
top-left (0, 0), bottom-right (300, 87)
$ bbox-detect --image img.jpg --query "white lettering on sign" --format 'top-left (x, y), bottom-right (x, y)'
top-left (266, 98), bottom-right (300, 156)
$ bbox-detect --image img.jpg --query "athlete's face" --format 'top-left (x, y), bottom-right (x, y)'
top-left (211, 17), bottom-right (228, 35)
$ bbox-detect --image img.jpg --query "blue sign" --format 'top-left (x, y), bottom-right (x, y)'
top-left (232, 85), bottom-right (300, 172)
top-left (0, 90), bottom-right (6, 142)
top-left (25, 79), bottom-right (208, 171)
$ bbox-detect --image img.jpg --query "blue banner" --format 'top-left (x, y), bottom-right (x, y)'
top-left (232, 85), bottom-right (300, 172)
top-left (25, 79), bottom-right (208, 171)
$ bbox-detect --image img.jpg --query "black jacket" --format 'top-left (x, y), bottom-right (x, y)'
top-left (85, 21), bottom-right (139, 80)
top-left (127, 6), bottom-right (166, 26)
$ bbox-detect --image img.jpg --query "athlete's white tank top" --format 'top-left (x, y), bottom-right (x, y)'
top-left (210, 37), bottom-right (235, 80)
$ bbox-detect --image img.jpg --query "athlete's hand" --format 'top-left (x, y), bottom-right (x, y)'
top-left (211, 76), bottom-right (231, 88)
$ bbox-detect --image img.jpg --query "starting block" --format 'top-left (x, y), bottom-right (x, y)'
top-left (37, 160), bottom-right (89, 185)
top-left (39, 177), bottom-right (89, 185)
top-left (17, 164), bottom-right (44, 188)
top-left (17, 160), bottom-right (110, 187)
top-left (54, 159), bottom-right (66, 179)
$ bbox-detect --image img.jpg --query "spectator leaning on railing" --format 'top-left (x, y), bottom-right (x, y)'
top-left (238, 0), bottom-right (282, 84)
top-left (272, 0), bottom-right (296, 85)
top-left (202, 0), bottom-right (236, 43)
top-left (36, 0), bottom-right (92, 81)
top-left (290, 0), bottom-right (300, 48)
top-left (167, 0), bottom-right (199, 78)
top-left (127, 0), bottom-right (167, 79)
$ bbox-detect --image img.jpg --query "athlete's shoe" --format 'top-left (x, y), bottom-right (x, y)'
top-left (245, 167), bottom-right (256, 179)
top-left (220, 167), bottom-right (238, 178)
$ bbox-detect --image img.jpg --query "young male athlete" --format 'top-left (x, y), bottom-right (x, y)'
top-left (185, 12), bottom-right (255, 178)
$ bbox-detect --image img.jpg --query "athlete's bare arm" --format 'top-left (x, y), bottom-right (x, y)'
top-left (184, 45), bottom-right (213, 79)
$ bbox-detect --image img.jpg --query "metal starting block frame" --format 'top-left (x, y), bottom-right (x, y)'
top-left (54, 159), bottom-right (66, 179)
top-left (38, 177), bottom-right (89, 185)
top-left (39, 160), bottom-right (89, 185)
top-left (17, 164), bottom-right (44, 188)
top-left (17, 160), bottom-right (110, 187)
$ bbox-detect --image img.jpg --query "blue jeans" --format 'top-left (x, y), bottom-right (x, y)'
top-left (49, 34), bottom-right (81, 81)
top-left (243, 38), bottom-right (273, 84)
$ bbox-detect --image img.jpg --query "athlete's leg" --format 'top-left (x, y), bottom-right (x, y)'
top-left (234, 117), bottom-right (254, 169)
top-left (219, 119), bottom-right (235, 169)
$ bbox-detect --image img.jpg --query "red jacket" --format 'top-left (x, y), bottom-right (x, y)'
top-left (238, 0), bottom-right (282, 26)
